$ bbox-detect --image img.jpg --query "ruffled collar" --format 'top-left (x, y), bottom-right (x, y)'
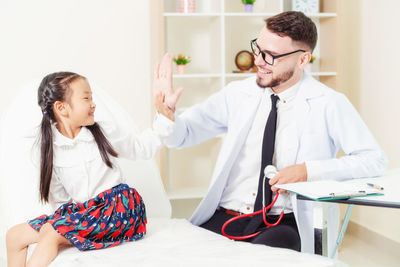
top-left (52, 124), bottom-right (94, 147)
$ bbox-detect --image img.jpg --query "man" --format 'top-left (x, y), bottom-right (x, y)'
top-left (153, 11), bottom-right (387, 254)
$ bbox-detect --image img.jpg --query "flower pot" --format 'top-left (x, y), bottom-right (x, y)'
top-left (178, 0), bottom-right (196, 13)
top-left (244, 4), bottom-right (253, 13)
top-left (177, 65), bottom-right (186, 74)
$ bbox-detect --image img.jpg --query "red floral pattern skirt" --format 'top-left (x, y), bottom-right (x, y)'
top-left (28, 183), bottom-right (146, 251)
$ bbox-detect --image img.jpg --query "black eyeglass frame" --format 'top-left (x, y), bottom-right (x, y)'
top-left (250, 38), bottom-right (306, 66)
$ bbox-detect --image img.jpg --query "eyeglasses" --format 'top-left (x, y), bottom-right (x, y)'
top-left (250, 38), bottom-right (305, 66)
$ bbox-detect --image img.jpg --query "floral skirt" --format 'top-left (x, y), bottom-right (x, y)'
top-left (28, 183), bottom-right (147, 251)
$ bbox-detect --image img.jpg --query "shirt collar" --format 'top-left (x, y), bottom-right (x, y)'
top-left (265, 78), bottom-right (302, 104)
top-left (52, 124), bottom-right (94, 147)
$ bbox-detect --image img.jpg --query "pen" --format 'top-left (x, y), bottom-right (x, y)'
top-left (367, 183), bottom-right (384, 191)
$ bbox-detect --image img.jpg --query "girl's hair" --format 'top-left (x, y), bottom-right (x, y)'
top-left (37, 72), bottom-right (118, 203)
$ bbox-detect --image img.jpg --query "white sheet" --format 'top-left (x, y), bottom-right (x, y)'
top-left (36, 218), bottom-right (346, 267)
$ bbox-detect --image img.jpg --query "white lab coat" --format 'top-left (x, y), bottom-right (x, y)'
top-left (165, 72), bottom-right (387, 254)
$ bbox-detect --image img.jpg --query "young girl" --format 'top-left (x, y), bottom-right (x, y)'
top-left (6, 71), bottom-right (175, 267)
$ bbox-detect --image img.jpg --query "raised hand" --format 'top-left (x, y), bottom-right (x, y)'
top-left (153, 53), bottom-right (184, 112)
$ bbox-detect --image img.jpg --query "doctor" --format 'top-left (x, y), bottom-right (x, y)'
top-left (154, 11), bottom-right (387, 254)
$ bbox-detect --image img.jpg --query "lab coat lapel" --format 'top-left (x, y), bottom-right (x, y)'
top-left (230, 89), bottom-right (263, 156)
top-left (289, 73), bottom-right (326, 253)
top-left (191, 87), bottom-right (263, 225)
top-left (283, 73), bottom-right (323, 166)
top-left (214, 87), bottom-right (263, 183)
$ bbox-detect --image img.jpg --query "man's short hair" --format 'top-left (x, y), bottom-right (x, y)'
top-left (265, 11), bottom-right (317, 52)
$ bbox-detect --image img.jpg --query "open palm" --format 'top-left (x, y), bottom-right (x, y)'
top-left (153, 53), bottom-right (184, 111)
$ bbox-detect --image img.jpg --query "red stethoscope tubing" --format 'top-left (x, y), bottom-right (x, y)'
top-left (221, 192), bottom-right (283, 240)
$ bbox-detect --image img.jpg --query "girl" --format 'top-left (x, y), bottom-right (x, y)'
top-left (6, 71), bottom-right (175, 267)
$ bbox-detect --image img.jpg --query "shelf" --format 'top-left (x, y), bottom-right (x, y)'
top-left (164, 12), bottom-right (221, 17)
top-left (225, 73), bottom-right (256, 78)
top-left (164, 12), bottom-right (337, 18)
top-left (225, 12), bottom-right (337, 18)
top-left (223, 12), bottom-right (278, 17)
top-left (173, 72), bottom-right (337, 79)
top-left (167, 186), bottom-right (208, 200)
top-left (226, 72), bottom-right (337, 77)
top-left (162, 0), bottom-right (339, 216)
top-left (307, 13), bottom-right (337, 18)
top-left (173, 73), bottom-right (222, 78)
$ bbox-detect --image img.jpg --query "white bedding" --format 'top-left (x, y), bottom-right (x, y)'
top-left (41, 218), bottom-right (346, 267)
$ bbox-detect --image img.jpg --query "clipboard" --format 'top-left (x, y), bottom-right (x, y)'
top-left (275, 180), bottom-right (384, 201)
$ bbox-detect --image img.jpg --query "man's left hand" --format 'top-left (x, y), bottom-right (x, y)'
top-left (269, 163), bottom-right (308, 193)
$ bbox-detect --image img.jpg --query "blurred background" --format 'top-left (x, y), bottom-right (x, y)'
top-left (0, 0), bottom-right (399, 265)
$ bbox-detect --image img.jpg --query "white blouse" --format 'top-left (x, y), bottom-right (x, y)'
top-left (48, 115), bottom-right (174, 210)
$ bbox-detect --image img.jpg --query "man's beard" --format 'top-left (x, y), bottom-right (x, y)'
top-left (256, 69), bottom-right (295, 89)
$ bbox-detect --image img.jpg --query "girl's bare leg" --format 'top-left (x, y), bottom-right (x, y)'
top-left (6, 223), bottom-right (39, 267)
top-left (26, 223), bottom-right (71, 267)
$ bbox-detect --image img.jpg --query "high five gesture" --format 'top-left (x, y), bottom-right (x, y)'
top-left (153, 53), bottom-right (184, 120)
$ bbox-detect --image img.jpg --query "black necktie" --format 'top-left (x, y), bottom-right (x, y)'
top-left (244, 94), bottom-right (279, 235)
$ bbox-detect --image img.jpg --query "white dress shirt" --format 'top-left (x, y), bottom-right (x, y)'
top-left (219, 81), bottom-right (301, 215)
top-left (48, 115), bottom-right (174, 210)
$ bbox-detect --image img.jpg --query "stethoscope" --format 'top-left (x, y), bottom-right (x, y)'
top-left (221, 165), bottom-right (285, 240)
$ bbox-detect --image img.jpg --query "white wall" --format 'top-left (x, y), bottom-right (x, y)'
top-left (358, 0), bottom-right (400, 170)
top-left (340, 0), bottom-right (400, 244)
top-left (0, 0), bottom-right (152, 130)
top-left (0, 0), bottom-right (154, 259)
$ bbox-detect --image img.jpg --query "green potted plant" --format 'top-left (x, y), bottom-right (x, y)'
top-left (173, 54), bottom-right (191, 74)
top-left (242, 0), bottom-right (256, 13)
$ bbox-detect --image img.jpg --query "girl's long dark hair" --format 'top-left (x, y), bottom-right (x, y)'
top-left (38, 72), bottom-right (118, 203)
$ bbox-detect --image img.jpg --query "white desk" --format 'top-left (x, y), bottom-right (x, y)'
top-left (297, 169), bottom-right (400, 258)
